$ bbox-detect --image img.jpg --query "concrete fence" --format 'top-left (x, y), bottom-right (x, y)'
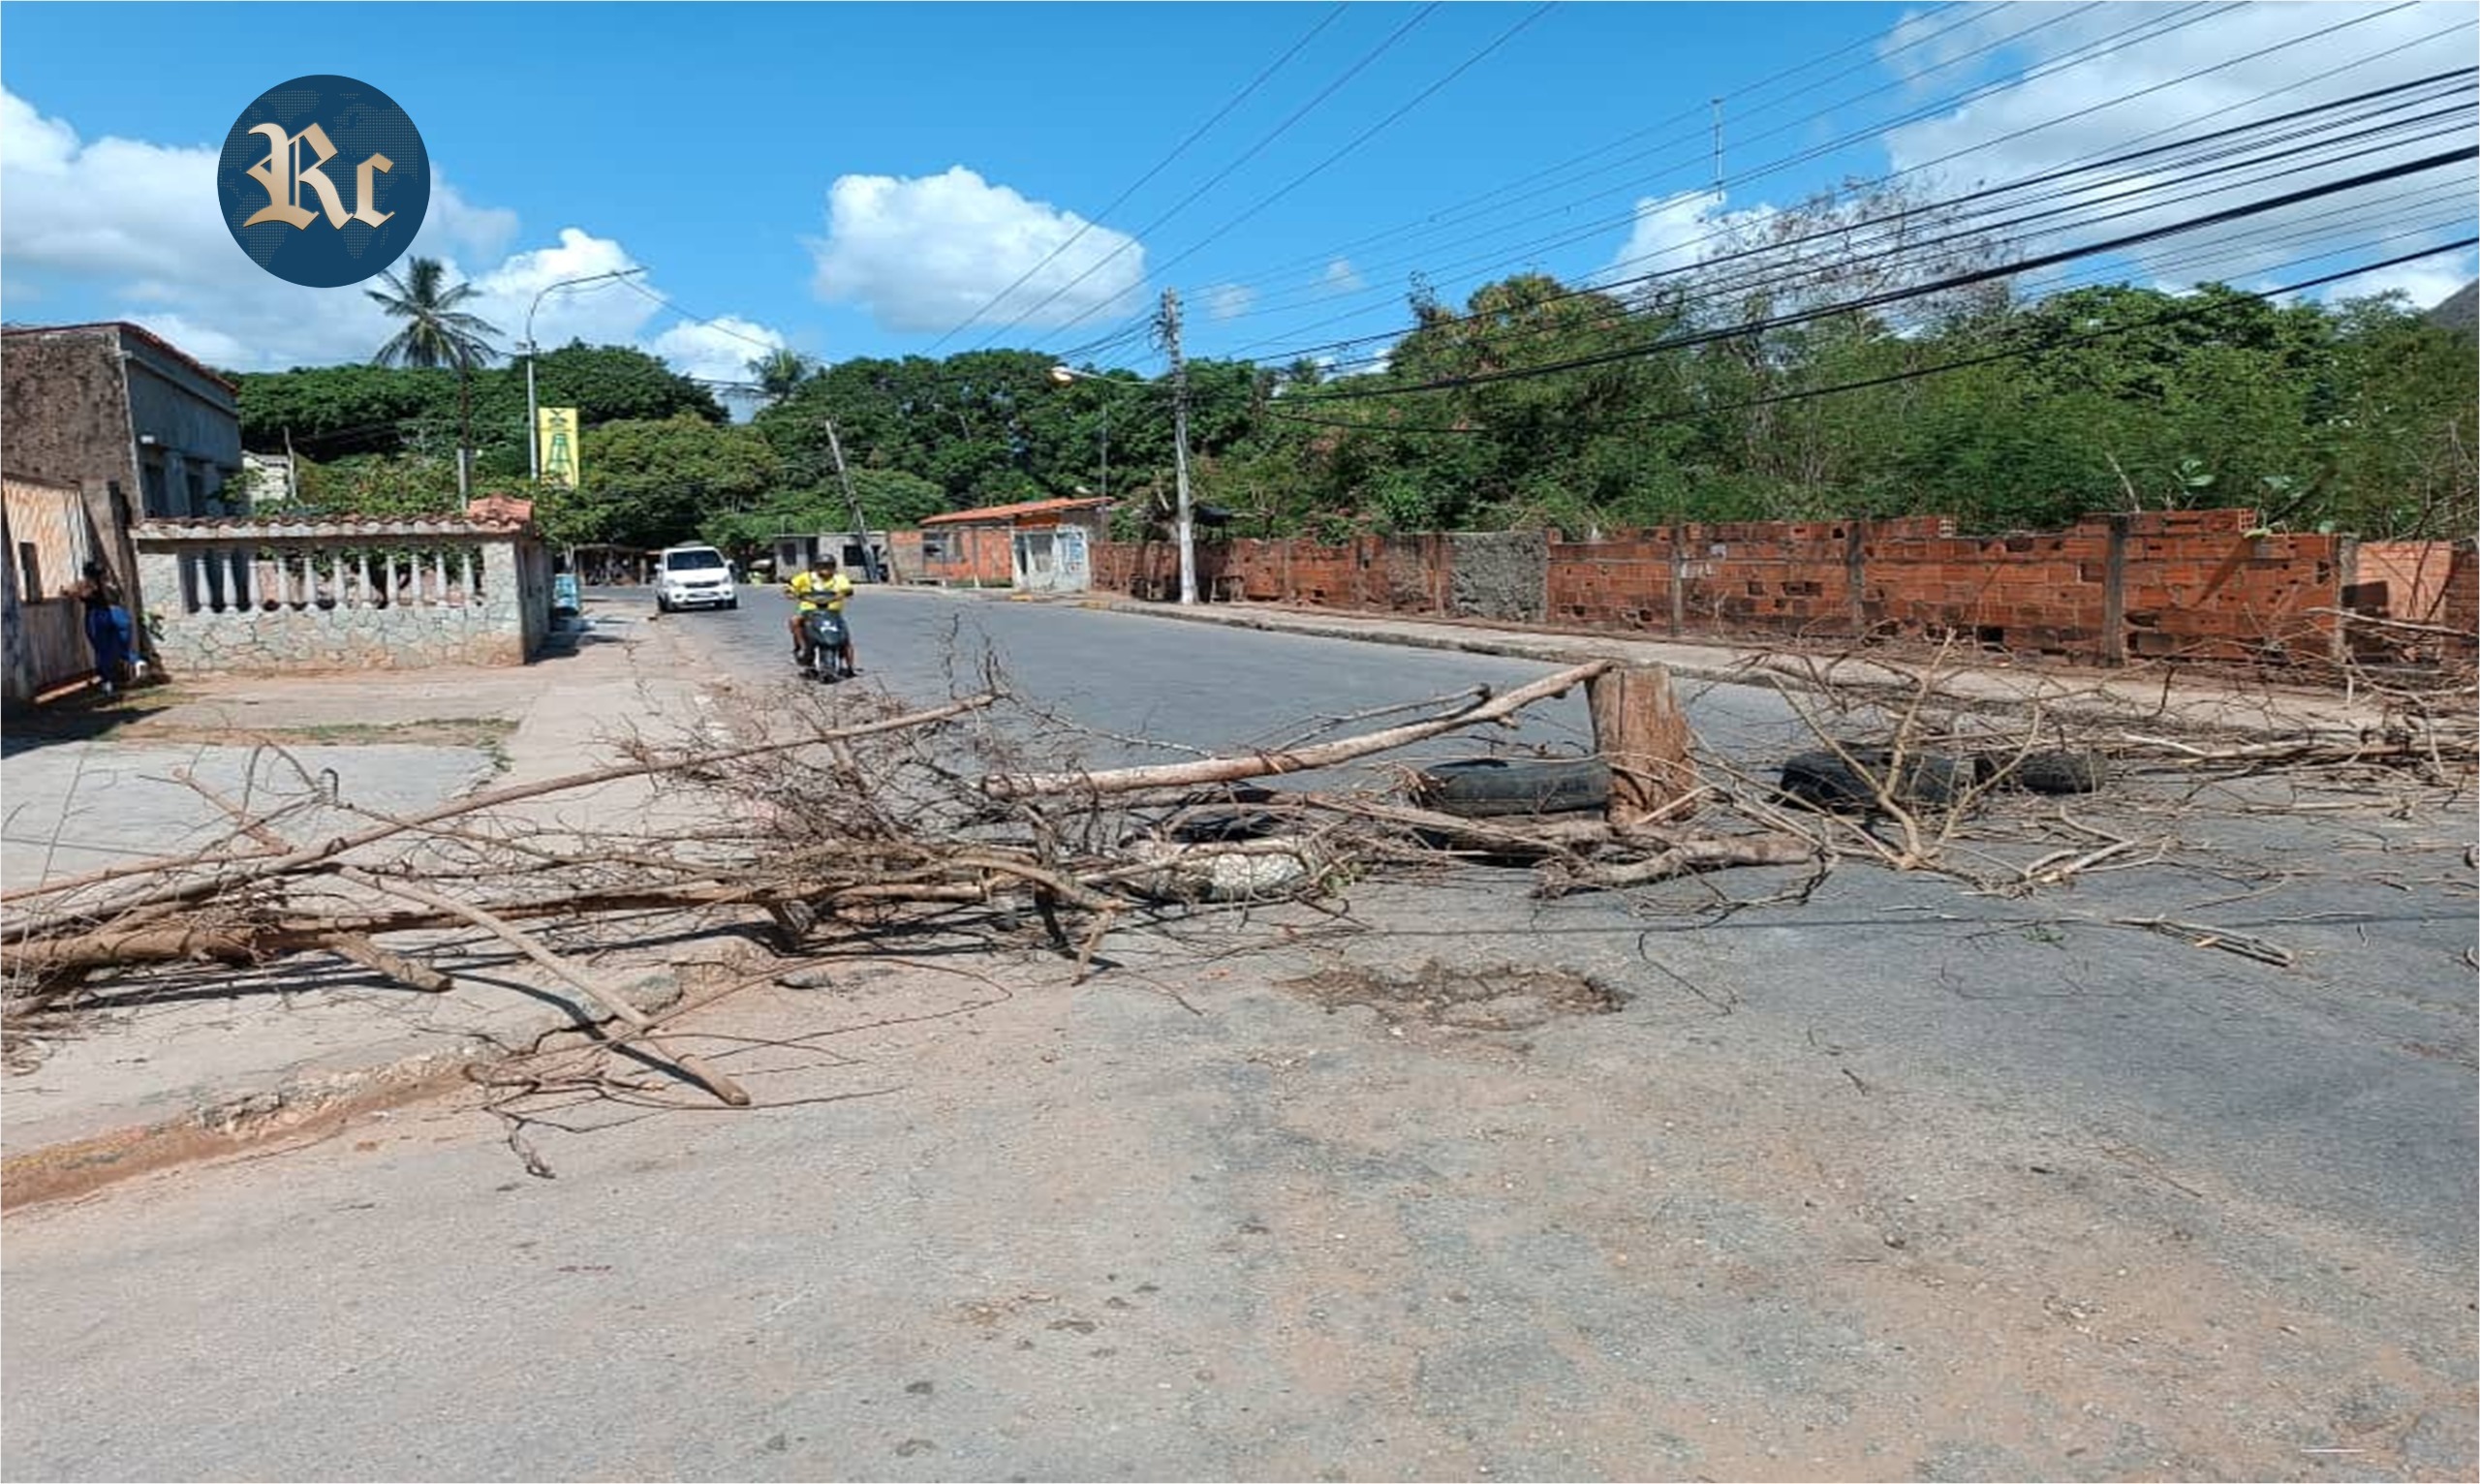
top-left (1096, 510), bottom-right (2478, 674)
top-left (134, 516), bottom-right (553, 676)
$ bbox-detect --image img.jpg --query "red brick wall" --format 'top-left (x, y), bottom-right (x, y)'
top-left (1094, 511), bottom-right (2471, 674)
top-left (892, 524), bottom-right (1013, 586)
top-left (2356, 541), bottom-right (2463, 624)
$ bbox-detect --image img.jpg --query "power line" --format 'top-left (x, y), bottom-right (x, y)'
top-left (1223, 0), bottom-right (2128, 314)
top-left (1263, 236), bottom-right (2480, 435)
top-left (920, 2), bottom-right (1351, 354)
top-left (1283, 144), bottom-right (2479, 402)
top-left (1221, 0), bottom-right (2431, 358)
top-left (1261, 74), bottom-right (2477, 374)
top-left (968, 3), bottom-right (1444, 349)
top-left (1210, 0), bottom-right (2252, 352)
top-left (1027, 3), bottom-right (1559, 346)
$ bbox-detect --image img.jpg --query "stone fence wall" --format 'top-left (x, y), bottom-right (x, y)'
top-left (134, 516), bottom-right (550, 676)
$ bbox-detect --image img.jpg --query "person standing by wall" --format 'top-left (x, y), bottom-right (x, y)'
top-left (67, 559), bottom-right (135, 697)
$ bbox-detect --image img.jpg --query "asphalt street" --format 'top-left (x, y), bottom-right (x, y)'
top-left (4, 588), bottom-right (2471, 1481)
top-left (637, 583), bottom-right (1816, 776)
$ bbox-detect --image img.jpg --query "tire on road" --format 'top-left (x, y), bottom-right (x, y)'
top-left (1166, 808), bottom-right (1290, 844)
top-left (1976, 748), bottom-right (2109, 795)
top-left (1779, 747), bottom-right (1966, 813)
top-left (1411, 757), bottom-right (1613, 818)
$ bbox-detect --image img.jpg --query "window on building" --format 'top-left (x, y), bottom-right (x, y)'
top-left (16, 541), bottom-right (41, 603)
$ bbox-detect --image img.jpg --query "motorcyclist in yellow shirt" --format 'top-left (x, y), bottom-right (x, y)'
top-left (785, 554), bottom-right (857, 674)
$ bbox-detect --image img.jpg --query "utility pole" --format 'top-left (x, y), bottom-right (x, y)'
top-left (1160, 287), bottom-right (1197, 605)
top-left (1710, 97), bottom-right (1724, 195)
top-left (822, 417), bottom-right (893, 582)
top-left (525, 345), bottom-right (540, 482)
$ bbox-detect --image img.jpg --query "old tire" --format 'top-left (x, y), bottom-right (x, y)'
top-left (1977, 748), bottom-right (2108, 795)
top-left (1167, 808), bottom-right (1289, 844)
top-left (1412, 757), bottom-right (1613, 818)
top-left (1779, 748), bottom-right (1965, 813)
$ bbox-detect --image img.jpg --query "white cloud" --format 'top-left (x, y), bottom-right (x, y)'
top-left (1602, 189), bottom-right (1779, 288)
top-left (1874, 3), bottom-right (2479, 294)
top-left (1324, 258), bottom-right (1366, 294)
top-left (1204, 282), bottom-right (1254, 321)
top-left (649, 316), bottom-right (784, 385)
top-left (0, 87), bottom-right (788, 380)
top-left (807, 166), bottom-right (1146, 334)
top-left (2309, 250), bottom-right (2479, 312)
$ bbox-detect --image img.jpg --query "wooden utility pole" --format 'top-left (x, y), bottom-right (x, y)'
top-left (822, 417), bottom-right (895, 583)
top-left (1587, 664), bottom-right (1697, 825)
top-left (1160, 288), bottom-right (1197, 605)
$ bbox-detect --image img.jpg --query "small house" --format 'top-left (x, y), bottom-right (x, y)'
top-left (895, 497), bottom-right (1111, 592)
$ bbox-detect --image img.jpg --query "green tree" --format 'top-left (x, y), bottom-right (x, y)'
top-left (748, 348), bottom-right (813, 405)
top-left (368, 257), bottom-right (504, 483)
top-left (542, 414), bottom-right (778, 548)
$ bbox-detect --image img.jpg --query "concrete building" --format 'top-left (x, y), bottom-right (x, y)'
top-left (766, 529), bottom-right (893, 583)
top-left (2, 322), bottom-right (244, 647)
top-left (2, 322), bottom-right (244, 521)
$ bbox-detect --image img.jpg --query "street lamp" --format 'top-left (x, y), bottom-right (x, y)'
top-left (1050, 363), bottom-right (1194, 603)
top-left (527, 267), bottom-right (645, 481)
top-left (1046, 364), bottom-right (1112, 502)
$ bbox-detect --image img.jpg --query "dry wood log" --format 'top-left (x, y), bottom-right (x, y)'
top-left (1533, 833), bottom-right (1818, 897)
top-left (2, 868), bottom-right (1100, 980)
top-left (1587, 664), bottom-right (1696, 825)
top-left (176, 769), bottom-right (451, 994)
top-left (338, 868), bottom-right (751, 1107)
top-left (985, 662), bottom-right (1611, 798)
top-left (3, 693), bottom-right (999, 940)
top-left (324, 935), bottom-right (455, 995)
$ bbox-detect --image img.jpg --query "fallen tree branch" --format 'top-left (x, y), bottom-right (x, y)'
top-left (983, 662), bottom-right (1609, 798)
top-left (337, 868), bottom-right (752, 1106)
top-left (175, 768), bottom-right (450, 994)
top-left (1534, 833), bottom-right (1819, 897)
top-left (3, 693), bottom-right (1000, 939)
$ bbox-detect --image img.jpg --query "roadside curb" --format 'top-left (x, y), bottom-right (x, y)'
top-left (1, 974), bottom-right (682, 1213)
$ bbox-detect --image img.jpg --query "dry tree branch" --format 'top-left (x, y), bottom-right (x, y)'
top-left (985, 662), bottom-right (1609, 797)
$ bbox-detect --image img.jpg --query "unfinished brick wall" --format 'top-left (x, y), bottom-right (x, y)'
top-left (892, 525), bottom-right (1013, 586)
top-left (1094, 510), bottom-right (2472, 675)
top-left (2348, 539), bottom-right (2478, 665)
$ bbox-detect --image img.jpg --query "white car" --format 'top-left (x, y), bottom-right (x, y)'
top-left (654, 544), bottom-right (737, 612)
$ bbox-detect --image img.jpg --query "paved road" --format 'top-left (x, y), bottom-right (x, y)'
top-left (4, 591), bottom-right (2472, 1481)
top-left (632, 584), bottom-right (1816, 774)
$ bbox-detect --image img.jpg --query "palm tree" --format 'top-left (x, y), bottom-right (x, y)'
top-left (749, 347), bottom-right (812, 405)
top-left (369, 258), bottom-right (504, 496)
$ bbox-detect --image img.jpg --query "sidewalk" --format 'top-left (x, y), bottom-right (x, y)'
top-left (1030, 591), bottom-right (2401, 740)
top-left (1, 603), bottom-right (735, 1209)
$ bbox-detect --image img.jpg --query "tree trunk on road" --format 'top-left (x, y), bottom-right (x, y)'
top-left (1588, 664), bottom-right (1696, 825)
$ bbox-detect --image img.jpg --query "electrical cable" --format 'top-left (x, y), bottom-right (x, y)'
top-left (920, 3), bottom-right (1350, 354)
top-left (967, 2), bottom-right (1444, 349)
top-left (1262, 235), bottom-right (2480, 434)
top-left (1266, 77), bottom-right (2477, 374)
top-left (1223, 2), bottom-right (2434, 358)
top-left (1282, 143), bottom-right (2478, 401)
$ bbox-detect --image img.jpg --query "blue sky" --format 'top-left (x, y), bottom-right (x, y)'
top-left (4, 2), bottom-right (2472, 398)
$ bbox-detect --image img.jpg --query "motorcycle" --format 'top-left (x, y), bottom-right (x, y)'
top-left (798, 607), bottom-right (852, 683)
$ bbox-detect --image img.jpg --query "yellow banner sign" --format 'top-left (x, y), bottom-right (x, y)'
top-left (537, 407), bottom-right (580, 489)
